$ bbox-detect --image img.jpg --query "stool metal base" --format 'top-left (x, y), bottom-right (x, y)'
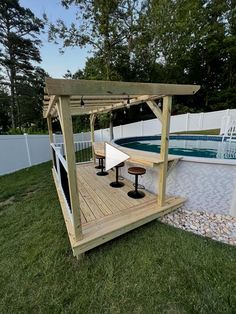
top-left (110, 181), bottom-right (124, 188)
top-left (95, 165), bottom-right (103, 169)
top-left (127, 190), bottom-right (145, 199)
top-left (97, 171), bottom-right (108, 176)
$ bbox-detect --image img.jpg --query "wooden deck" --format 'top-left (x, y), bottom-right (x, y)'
top-left (53, 162), bottom-right (185, 257)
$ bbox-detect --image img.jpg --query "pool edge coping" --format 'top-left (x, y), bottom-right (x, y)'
top-left (112, 135), bottom-right (236, 166)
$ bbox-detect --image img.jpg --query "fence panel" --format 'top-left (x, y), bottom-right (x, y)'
top-left (143, 118), bottom-right (161, 135)
top-left (170, 114), bottom-right (187, 133)
top-left (122, 121), bottom-right (142, 137)
top-left (1, 108), bottom-right (236, 176)
top-left (0, 135), bottom-right (29, 175)
top-left (202, 110), bottom-right (225, 130)
top-left (113, 125), bottom-right (122, 139)
top-left (27, 135), bottom-right (51, 165)
top-left (188, 113), bottom-right (201, 131)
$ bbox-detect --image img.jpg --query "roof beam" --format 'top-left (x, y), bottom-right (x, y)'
top-left (45, 78), bottom-right (200, 97)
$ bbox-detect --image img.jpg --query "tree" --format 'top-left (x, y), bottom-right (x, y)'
top-left (48, 0), bottom-right (140, 80)
top-left (16, 67), bottom-right (48, 129)
top-left (0, 0), bottom-right (44, 128)
top-left (0, 86), bottom-right (10, 133)
top-left (49, 0), bottom-right (236, 117)
top-left (142, 0), bottom-right (236, 111)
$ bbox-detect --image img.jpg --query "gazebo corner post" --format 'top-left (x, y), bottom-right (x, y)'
top-left (158, 96), bottom-right (172, 207)
top-left (90, 113), bottom-right (96, 163)
top-left (59, 95), bottom-right (83, 242)
top-left (47, 114), bottom-right (56, 168)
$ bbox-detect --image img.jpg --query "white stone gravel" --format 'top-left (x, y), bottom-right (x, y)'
top-left (159, 208), bottom-right (236, 246)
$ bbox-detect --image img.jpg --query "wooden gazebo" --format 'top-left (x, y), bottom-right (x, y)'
top-left (44, 78), bottom-right (200, 259)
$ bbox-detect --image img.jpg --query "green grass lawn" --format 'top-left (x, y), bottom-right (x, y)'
top-left (174, 129), bottom-right (220, 135)
top-left (75, 146), bottom-right (93, 163)
top-left (0, 162), bottom-right (236, 313)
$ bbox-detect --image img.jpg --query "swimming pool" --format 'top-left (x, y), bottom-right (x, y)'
top-left (114, 135), bottom-right (236, 216)
top-left (115, 135), bottom-right (236, 160)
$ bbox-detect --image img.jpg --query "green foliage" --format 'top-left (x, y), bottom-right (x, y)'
top-left (55, 0), bottom-right (236, 117)
top-left (0, 0), bottom-right (44, 130)
top-left (49, 0), bottom-right (140, 80)
top-left (144, 0), bottom-right (236, 111)
top-left (0, 87), bottom-right (10, 133)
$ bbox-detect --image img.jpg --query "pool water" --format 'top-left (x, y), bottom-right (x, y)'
top-left (117, 136), bottom-right (236, 159)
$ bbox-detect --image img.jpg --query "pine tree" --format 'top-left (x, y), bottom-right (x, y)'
top-left (0, 0), bottom-right (44, 128)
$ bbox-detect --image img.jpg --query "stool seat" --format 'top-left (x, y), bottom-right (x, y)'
top-left (95, 154), bottom-right (104, 169)
top-left (128, 167), bottom-right (146, 176)
top-left (95, 154), bottom-right (105, 160)
top-left (116, 162), bottom-right (125, 168)
top-left (110, 162), bottom-right (125, 188)
top-left (127, 166), bottom-right (146, 199)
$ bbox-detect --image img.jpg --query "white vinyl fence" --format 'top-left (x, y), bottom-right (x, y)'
top-left (1, 108), bottom-right (236, 175)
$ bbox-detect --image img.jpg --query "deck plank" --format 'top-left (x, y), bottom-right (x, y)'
top-left (52, 164), bottom-right (185, 257)
top-left (77, 163), bottom-right (155, 217)
top-left (81, 166), bottom-right (139, 209)
top-left (73, 196), bottom-right (185, 255)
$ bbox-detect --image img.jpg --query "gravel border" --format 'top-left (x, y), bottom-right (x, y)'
top-left (160, 208), bottom-right (236, 246)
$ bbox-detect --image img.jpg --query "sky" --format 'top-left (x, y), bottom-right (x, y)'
top-left (19, 0), bottom-right (90, 78)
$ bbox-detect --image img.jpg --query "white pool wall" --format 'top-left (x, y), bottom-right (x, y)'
top-left (116, 144), bottom-right (236, 217)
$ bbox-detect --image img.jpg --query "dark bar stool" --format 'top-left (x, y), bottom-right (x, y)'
top-left (96, 155), bottom-right (108, 176)
top-left (127, 167), bottom-right (146, 199)
top-left (95, 154), bottom-right (103, 169)
top-left (110, 162), bottom-right (125, 188)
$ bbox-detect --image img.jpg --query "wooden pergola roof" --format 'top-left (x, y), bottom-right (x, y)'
top-left (43, 78), bottom-right (200, 118)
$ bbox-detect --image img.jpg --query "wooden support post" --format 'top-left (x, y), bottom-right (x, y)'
top-left (47, 115), bottom-right (54, 143)
top-left (59, 96), bottom-right (82, 241)
top-left (158, 96), bottom-right (172, 206)
top-left (56, 103), bottom-right (64, 131)
top-left (90, 113), bottom-right (96, 163)
top-left (47, 115), bottom-right (56, 168)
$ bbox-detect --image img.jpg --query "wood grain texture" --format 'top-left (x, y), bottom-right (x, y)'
top-left (52, 162), bottom-right (185, 258)
top-left (158, 96), bottom-right (172, 206)
top-left (45, 78), bottom-right (200, 96)
top-left (59, 96), bottom-right (82, 241)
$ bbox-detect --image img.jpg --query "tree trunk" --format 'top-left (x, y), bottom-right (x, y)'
top-left (9, 72), bottom-right (16, 129)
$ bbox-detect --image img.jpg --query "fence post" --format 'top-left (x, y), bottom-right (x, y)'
top-left (120, 125), bottom-right (123, 138)
top-left (24, 133), bottom-right (32, 167)
top-left (140, 120), bottom-right (143, 136)
top-left (185, 113), bottom-right (190, 131)
top-left (199, 112), bottom-right (204, 130)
